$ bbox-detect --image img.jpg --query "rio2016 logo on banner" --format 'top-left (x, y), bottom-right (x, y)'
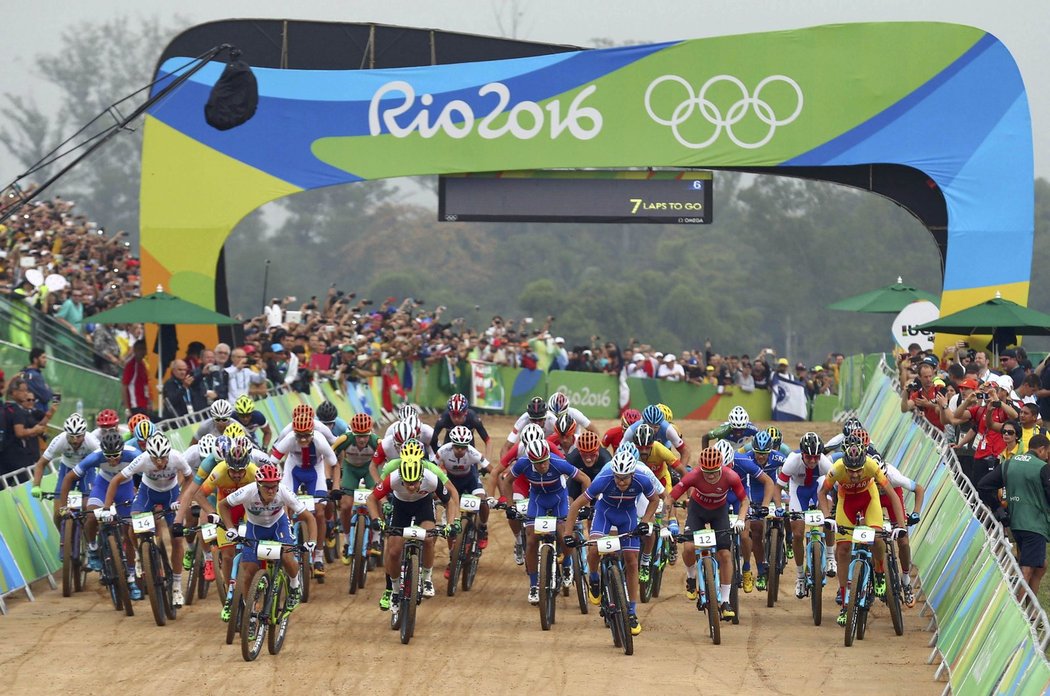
top-left (552, 385), bottom-right (611, 409)
top-left (644, 74), bottom-right (804, 149)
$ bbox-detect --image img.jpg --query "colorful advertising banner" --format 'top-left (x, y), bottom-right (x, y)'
top-left (470, 361), bottom-right (506, 412)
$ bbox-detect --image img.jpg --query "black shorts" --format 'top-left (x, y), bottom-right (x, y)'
top-left (1013, 529), bottom-right (1047, 569)
top-left (685, 500), bottom-right (731, 551)
top-left (391, 496), bottom-right (436, 528)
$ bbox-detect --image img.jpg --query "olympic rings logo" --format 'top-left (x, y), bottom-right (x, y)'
top-left (644, 74), bottom-right (804, 150)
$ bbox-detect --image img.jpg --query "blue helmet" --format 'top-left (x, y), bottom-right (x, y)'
top-left (616, 441), bottom-right (640, 461)
top-left (642, 405), bottom-right (664, 426)
top-left (752, 430), bottom-right (773, 454)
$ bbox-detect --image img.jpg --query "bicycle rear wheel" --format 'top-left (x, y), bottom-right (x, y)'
top-left (107, 533), bottom-right (133, 616)
top-left (268, 577), bottom-right (290, 655)
top-left (730, 539), bottom-right (741, 625)
top-left (140, 540), bottom-right (166, 626)
top-left (349, 516), bottom-right (367, 594)
top-left (607, 562), bottom-right (633, 656)
top-left (158, 536), bottom-right (177, 622)
top-left (448, 521), bottom-right (466, 597)
top-left (185, 540), bottom-right (201, 606)
top-left (463, 524), bottom-right (481, 592)
top-left (61, 518), bottom-right (75, 597)
top-left (401, 548), bottom-right (419, 644)
top-left (766, 525), bottom-right (782, 607)
top-left (225, 585), bottom-right (243, 645)
top-left (702, 556), bottom-right (721, 645)
top-left (639, 551), bottom-right (654, 604)
top-left (539, 544), bottom-right (555, 631)
top-left (809, 541), bottom-right (823, 626)
top-left (241, 569), bottom-right (270, 661)
top-left (572, 547), bottom-right (588, 615)
top-left (844, 564), bottom-right (865, 647)
top-left (886, 549), bottom-right (905, 636)
top-left (324, 521), bottom-right (340, 565)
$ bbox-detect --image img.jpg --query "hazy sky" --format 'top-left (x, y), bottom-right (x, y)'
top-left (0, 0), bottom-right (1046, 180)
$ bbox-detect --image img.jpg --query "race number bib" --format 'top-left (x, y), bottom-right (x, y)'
top-left (596, 536), bottom-right (621, 554)
top-left (257, 540), bottom-right (283, 560)
top-left (353, 488), bottom-right (370, 505)
top-left (402, 526), bottom-right (426, 540)
top-left (692, 530), bottom-right (717, 548)
top-left (298, 494), bottom-right (316, 511)
top-left (460, 494), bottom-right (481, 512)
top-left (852, 526), bottom-right (877, 544)
top-left (67, 492), bottom-right (83, 509)
top-left (132, 512), bottom-right (156, 534)
top-left (534, 516), bottom-right (558, 533)
top-left (200, 523), bottom-right (218, 542)
top-left (803, 510), bottom-right (825, 527)
top-left (515, 499), bottom-right (529, 514)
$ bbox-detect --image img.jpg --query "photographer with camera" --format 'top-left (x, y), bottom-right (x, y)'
top-left (953, 375), bottom-right (1019, 487)
top-left (195, 348), bottom-right (229, 403)
top-left (900, 358), bottom-right (944, 431)
top-left (225, 346), bottom-right (267, 401)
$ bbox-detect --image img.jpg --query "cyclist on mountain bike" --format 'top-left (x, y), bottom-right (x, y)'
top-left (876, 454), bottom-right (925, 607)
top-left (548, 413), bottom-right (579, 457)
top-left (366, 440), bottom-right (460, 615)
top-left (431, 393), bottom-right (491, 457)
top-left (565, 448), bottom-right (662, 636)
top-left (715, 438), bottom-right (776, 593)
top-left (270, 406), bottom-right (338, 579)
top-left (739, 430), bottom-right (787, 591)
top-left (702, 405), bottom-right (759, 450)
top-left (630, 423), bottom-right (686, 583)
top-left (31, 414), bottom-right (99, 525)
top-left (274, 403), bottom-right (337, 445)
top-left (90, 408), bottom-right (127, 441)
top-left (623, 404), bottom-right (691, 467)
top-left (499, 439), bottom-right (591, 605)
top-left (435, 425), bottom-right (491, 558)
top-left (778, 432), bottom-right (835, 597)
top-left (566, 431), bottom-right (612, 500)
top-left (818, 435), bottom-right (906, 626)
top-left (233, 394), bottom-right (273, 448)
top-left (104, 434), bottom-right (193, 606)
top-left (602, 409), bottom-right (641, 451)
top-left (489, 423), bottom-right (547, 566)
top-left (220, 463), bottom-right (316, 612)
top-left (743, 425), bottom-right (793, 456)
top-left (332, 413), bottom-right (380, 562)
top-left (190, 399), bottom-right (235, 444)
top-left (670, 447), bottom-right (749, 621)
top-left (500, 396), bottom-right (597, 460)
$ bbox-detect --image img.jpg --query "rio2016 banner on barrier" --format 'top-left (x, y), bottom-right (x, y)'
top-left (141, 22), bottom-right (1032, 356)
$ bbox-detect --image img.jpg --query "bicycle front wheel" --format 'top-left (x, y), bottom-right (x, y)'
top-left (225, 584), bottom-right (243, 645)
top-left (61, 518), bottom-right (75, 597)
top-left (844, 563), bottom-right (865, 647)
top-left (809, 541), bottom-right (823, 626)
top-left (539, 544), bottom-right (555, 631)
top-left (242, 569), bottom-right (270, 661)
top-left (349, 516), bottom-right (367, 595)
top-left (572, 547), bottom-right (589, 615)
top-left (448, 520), bottom-right (466, 597)
top-left (886, 548), bottom-right (905, 636)
top-left (766, 525), bottom-right (782, 608)
top-left (268, 576), bottom-right (290, 655)
top-left (702, 555), bottom-right (721, 645)
top-left (401, 548), bottom-right (419, 645)
top-left (463, 522), bottom-right (481, 592)
top-left (107, 533), bottom-right (133, 616)
top-left (606, 561), bottom-right (633, 656)
top-left (140, 540), bottom-right (167, 627)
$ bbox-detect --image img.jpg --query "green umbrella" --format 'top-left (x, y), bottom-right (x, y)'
top-left (915, 293), bottom-right (1050, 337)
top-left (827, 277), bottom-right (940, 314)
top-left (90, 288), bottom-right (239, 413)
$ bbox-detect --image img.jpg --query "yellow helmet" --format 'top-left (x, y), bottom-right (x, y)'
top-left (224, 422), bottom-right (247, 439)
top-left (398, 440), bottom-right (425, 482)
top-left (657, 403), bottom-right (674, 423)
top-left (235, 394), bottom-right (255, 416)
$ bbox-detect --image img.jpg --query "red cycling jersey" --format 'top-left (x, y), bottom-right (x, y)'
top-left (601, 425), bottom-right (626, 451)
top-left (670, 466), bottom-right (746, 510)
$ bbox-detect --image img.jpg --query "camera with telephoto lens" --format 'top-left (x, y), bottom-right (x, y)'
top-left (908, 379), bottom-right (921, 392)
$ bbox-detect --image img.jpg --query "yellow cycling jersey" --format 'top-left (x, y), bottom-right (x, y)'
top-left (201, 461), bottom-right (258, 501)
top-left (642, 442), bottom-right (679, 488)
top-left (823, 458), bottom-right (887, 496)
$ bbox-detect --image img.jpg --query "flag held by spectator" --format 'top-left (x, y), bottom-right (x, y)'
top-left (771, 374), bottom-right (808, 421)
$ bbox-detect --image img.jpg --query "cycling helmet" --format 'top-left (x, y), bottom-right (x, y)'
top-left (576, 430), bottom-right (600, 454)
top-left (714, 439), bottom-right (736, 467)
top-left (223, 422), bottom-right (246, 439)
top-left (727, 406), bottom-right (749, 429)
top-left (393, 420), bottom-right (415, 446)
top-left (398, 440), bottom-right (425, 482)
top-left (856, 428), bottom-right (871, 450)
top-left (554, 413), bottom-right (577, 438)
top-left (620, 409), bottom-right (642, 430)
top-left (227, 436), bottom-right (253, 470)
top-left (698, 447), bottom-right (723, 472)
top-left (214, 435), bottom-right (231, 462)
top-left (400, 413), bottom-right (421, 438)
top-left (256, 464), bottom-right (281, 484)
top-left (127, 413), bottom-right (150, 431)
top-left (210, 399), bottom-right (233, 420)
top-left (657, 404), bottom-right (674, 423)
top-left (449, 425), bottom-right (473, 447)
top-left (766, 426), bottom-right (783, 451)
top-left (316, 401), bottom-right (338, 424)
top-left (841, 435), bottom-right (867, 470)
top-left (399, 438), bottom-right (424, 458)
top-left (64, 413), bottom-right (87, 436)
top-left (547, 392), bottom-right (569, 417)
top-left (145, 433), bottom-right (171, 459)
top-left (642, 404), bottom-right (664, 426)
top-left (96, 409), bottom-right (119, 428)
top-left (235, 394), bottom-right (255, 416)
top-left (447, 393), bottom-right (468, 415)
top-left (634, 423), bottom-right (656, 449)
top-left (616, 442), bottom-right (640, 461)
top-left (100, 431), bottom-right (124, 456)
top-left (842, 417), bottom-right (862, 436)
top-left (610, 450), bottom-right (637, 476)
top-left (133, 420), bottom-right (156, 443)
top-left (752, 430), bottom-right (773, 454)
top-left (396, 403), bottom-right (419, 420)
top-left (799, 432), bottom-right (823, 457)
top-left (350, 413), bottom-right (374, 435)
top-left (525, 439), bottom-right (551, 463)
top-left (519, 423), bottom-right (545, 446)
top-left (292, 405), bottom-right (315, 434)
top-left (197, 433), bottom-right (218, 458)
top-left (526, 397), bottom-right (547, 421)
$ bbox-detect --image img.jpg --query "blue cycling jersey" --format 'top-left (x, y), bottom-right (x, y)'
top-left (585, 469), bottom-right (658, 510)
top-left (622, 420), bottom-right (678, 449)
top-left (328, 417), bottom-right (349, 438)
top-left (511, 455), bottom-right (578, 495)
top-left (741, 449), bottom-right (786, 478)
top-left (73, 447), bottom-right (140, 480)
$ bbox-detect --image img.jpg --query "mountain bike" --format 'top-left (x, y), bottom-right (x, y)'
top-left (131, 505), bottom-right (178, 627)
top-left (343, 487), bottom-right (375, 595)
top-left (447, 493), bottom-right (484, 596)
top-left (569, 511), bottom-right (590, 615)
top-left (640, 502), bottom-right (672, 603)
top-left (44, 492), bottom-right (89, 596)
top-left (530, 511), bottom-right (566, 631)
top-left (760, 506), bottom-right (788, 607)
top-left (579, 529), bottom-right (642, 656)
top-left (789, 509), bottom-right (828, 626)
top-left (882, 525), bottom-right (906, 637)
top-left (837, 524), bottom-right (895, 647)
top-left (183, 504), bottom-right (215, 606)
top-left (240, 538), bottom-right (308, 661)
top-left (385, 524), bottom-right (444, 645)
top-left (95, 504), bottom-right (134, 616)
top-left (675, 526), bottom-right (732, 645)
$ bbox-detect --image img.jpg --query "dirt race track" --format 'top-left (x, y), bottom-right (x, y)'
top-left (0, 417), bottom-right (942, 695)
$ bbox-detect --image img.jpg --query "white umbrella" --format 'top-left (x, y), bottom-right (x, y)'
top-left (24, 268), bottom-right (43, 287)
top-left (44, 273), bottom-right (68, 292)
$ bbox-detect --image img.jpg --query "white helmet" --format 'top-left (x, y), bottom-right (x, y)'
top-left (397, 403), bottom-right (420, 420)
top-left (197, 433), bottom-right (218, 458)
top-left (714, 439), bottom-right (736, 467)
top-left (393, 420), bottom-right (415, 445)
top-left (610, 449), bottom-right (637, 476)
top-left (616, 441), bottom-right (640, 460)
top-left (525, 439), bottom-right (551, 462)
top-left (146, 433), bottom-right (172, 458)
top-left (727, 406), bottom-right (749, 428)
top-left (401, 413), bottom-right (421, 438)
top-left (210, 399), bottom-right (233, 420)
top-left (519, 423), bottom-right (545, 446)
top-left (63, 413), bottom-right (87, 436)
top-left (448, 425), bottom-right (473, 446)
top-left (547, 392), bottom-right (569, 416)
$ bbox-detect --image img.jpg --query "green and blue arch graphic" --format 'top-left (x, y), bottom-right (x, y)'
top-left (141, 21), bottom-right (1032, 349)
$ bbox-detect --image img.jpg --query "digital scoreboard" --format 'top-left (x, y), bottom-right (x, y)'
top-left (438, 170), bottom-right (713, 225)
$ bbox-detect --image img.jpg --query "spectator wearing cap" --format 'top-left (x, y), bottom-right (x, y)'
top-left (657, 353), bottom-right (685, 381)
top-left (953, 374), bottom-right (1019, 486)
top-left (794, 361), bottom-right (808, 383)
top-left (901, 360), bottom-right (944, 431)
top-left (810, 366), bottom-right (832, 397)
top-left (1000, 349), bottom-right (1027, 391)
top-left (626, 353), bottom-right (647, 378)
top-left (703, 364), bottom-right (718, 386)
top-left (775, 357), bottom-right (790, 378)
top-left (551, 336), bottom-right (568, 371)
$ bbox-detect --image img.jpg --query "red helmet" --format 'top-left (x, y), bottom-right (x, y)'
top-left (128, 413), bottom-right (150, 431)
top-left (447, 393), bottom-right (468, 414)
top-left (97, 409), bottom-right (119, 428)
top-left (525, 439), bottom-right (551, 463)
top-left (292, 405), bottom-right (314, 434)
top-left (255, 464), bottom-right (282, 483)
top-left (621, 409), bottom-right (642, 430)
